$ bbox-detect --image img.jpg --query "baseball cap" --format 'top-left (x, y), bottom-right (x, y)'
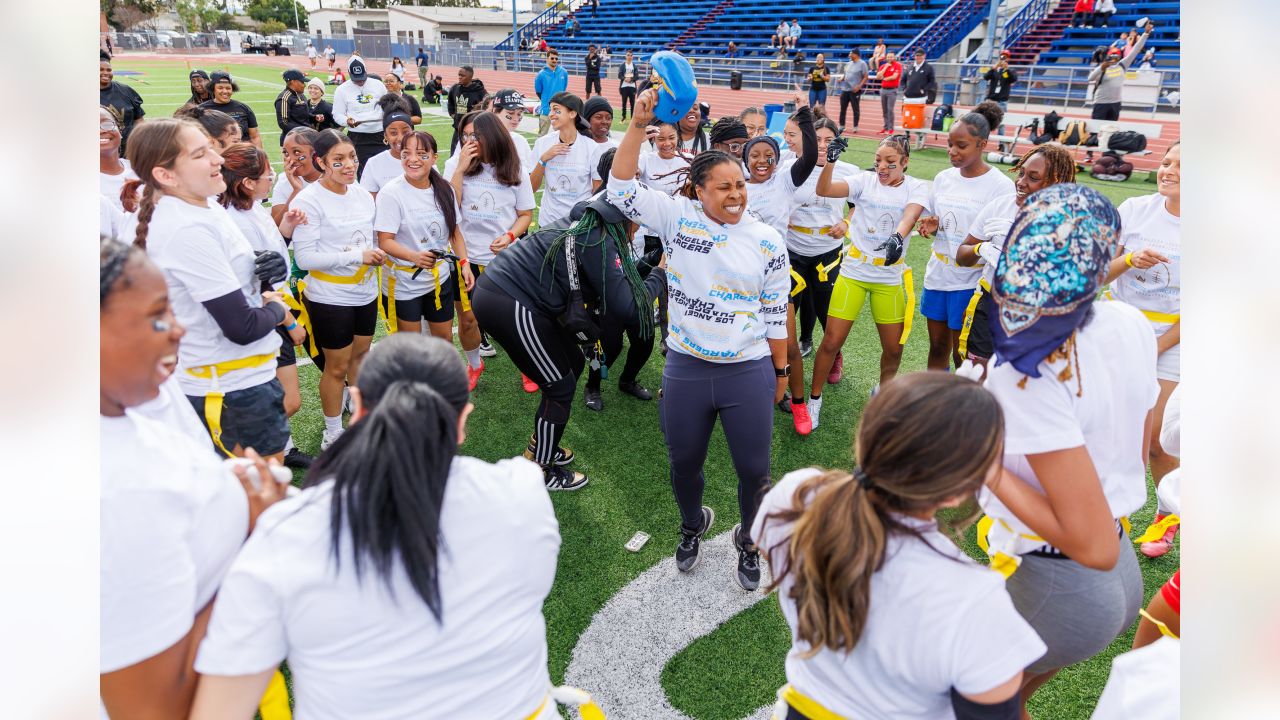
top-left (494, 89), bottom-right (526, 111)
top-left (190, 69), bottom-right (209, 80)
top-left (549, 91), bottom-right (591, 133)
top-left (283, 69), bottom-right (306, 83)
top-left (648, 51), bottom-right (698, 125)
top-left (349, 57), bottom-right (367, 82)
top-left (209, 71), bottom-right (239, 91)
top-left (1107, 46), bottom-right (1124, 57)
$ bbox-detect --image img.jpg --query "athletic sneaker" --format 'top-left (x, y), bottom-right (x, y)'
top-left (543, 465), bottom-right (589, 491)
top-left (675, 506), bottom-right (715, 573)
top-left (618, 380), bottom-right (652, 400)
top-left (283, 447), bottom-right (314, 469)
top-left (466, 360), bottom-right (485, 392)
top-left (1140, 523), bottom-right (1180, 558)
top-left (807, 396), bottom-right (823, 430)
top-left (320, 427), bottom-right (344, 451)
top-left (524, 434), bottom-right (575, 466)
top-left (732, 523), bottom-right (761, 591)
top-left (791, 401), bottom-right (813, 435)
top-left (478, 341), bottom-right (498, 358)
top-left (521, 373), bottom-right (539, 393)
top-left (827, 351), bottom-right (844, 384)
top-left (799, 340), bottom-right (813, 358)
top-left (342, 386), bottom-right (352, 415)
top-left (777, 390), bottom-right (793, 414)
top-left (584, 386), bottom-right (604, 411)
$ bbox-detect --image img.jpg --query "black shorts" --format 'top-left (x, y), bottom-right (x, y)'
top-left (187, 378), bottom-right (291, 456)
top-left (965, 287), bottom-right (994, 360)
top-left (586, 76), bottom-right (602, 94)
top-left (385, 274), bottom-right (456, 325)
top-left (275, 326), bottom-right (297, 367)
top-left (454, 263), bottom-right (484, 303)
top-left (302, 296), bottom-right (379, 350)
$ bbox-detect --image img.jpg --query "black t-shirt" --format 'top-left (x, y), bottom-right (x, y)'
top-left (199, 98), bottom-right (258, 141)
top-left (400, 93), bottom-right (422, 120)
top-left (808, 65), bottom-right (829, 91)
top-left (586, 55), bottom-right (602, 79)
top-left (100, 82), bottom-right (146, 151)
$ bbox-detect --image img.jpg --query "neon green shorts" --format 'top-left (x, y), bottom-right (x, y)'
top-left (828, 275), bottom-right (906, 324)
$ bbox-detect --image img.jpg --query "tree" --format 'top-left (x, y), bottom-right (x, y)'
top-left (176, 0), bottom-right (223, 32)
top-left (246, 0), bottom-right (307, 27)
top-left (103, 0), bottom-right (165, 29)
top-left (261, 19), bottom-right (288, 34)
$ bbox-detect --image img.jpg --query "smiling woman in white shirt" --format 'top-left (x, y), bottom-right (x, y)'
top-left (189, 334), bottom-right (566, 720)
top-left (357, 95), bottom-right (416, 198)
top-left (978, 184), bottom-right (1155, 717)
top-left (99, 237), bottom-right (286, 719)
top-left (125, 119), bottom-right (297, 461)
top-left (291, 129), bottom-right (387, 451)
top-left (531, 91), bottom-right (597, 229)
top-left (754, 372), bottom-right (1045, 720)
top-left (608, 88), bottom-right (790, 593)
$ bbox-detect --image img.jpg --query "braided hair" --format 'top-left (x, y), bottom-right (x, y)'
top-left (679, 150), bottom-right (741, 201)
top-left (878, 133), bottom-right (911, 158)
top-left (709, 117), bottom-right (749, 147)
top-left (100, 236), bottom-right (144, 306)
top-left (1011, 143), bottom-right (1076, 185)
top-left (124, 118), bottom-right (200, 250)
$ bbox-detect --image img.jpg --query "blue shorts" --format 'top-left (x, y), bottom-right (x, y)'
top-left (921, 288), bottom-right (972, 331)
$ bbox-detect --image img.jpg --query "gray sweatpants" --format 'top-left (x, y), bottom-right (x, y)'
top-left (880, 88), bottom-right (898, 131)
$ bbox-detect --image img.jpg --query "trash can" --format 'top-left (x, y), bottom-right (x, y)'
top-left (730, 70), bottom-right (743, 90)
top-left (763, 103), bottom-right (783, 126)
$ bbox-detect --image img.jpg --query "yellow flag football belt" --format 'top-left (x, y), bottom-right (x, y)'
top-left (185, 352), bottom-right (279, 457)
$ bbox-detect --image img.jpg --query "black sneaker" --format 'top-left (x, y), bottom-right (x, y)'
top-left (777, 390), bottom-right (793, 414)
top-left (478, 340), bottom-right (498, 358)
top-left (543, 465), bottom-right (589, 491)
top-left (799, 340), bottom-right (813, 358)
top-left (675, 506), bottom-right (715, 572)
top-left (732, 523), bottom-right (761, 591)
top-left (524, 434), bottom-right (575, 466)
top-left (584, 386), bottom-right (604, 411)
top-left (618, 380), bottom-right (652, 400)
top-left (283, 447), bottom-right (314, 470)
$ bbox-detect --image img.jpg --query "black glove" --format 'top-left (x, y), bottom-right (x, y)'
top-left (253, 250), bottom-right (288, 287)
top-left (826, 136), bottom-right (849, 163)
top-left (875, 232), bottom-right (905, 266)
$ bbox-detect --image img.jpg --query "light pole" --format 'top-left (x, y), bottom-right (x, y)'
top-left (293, 0), bottom-right (301, 32)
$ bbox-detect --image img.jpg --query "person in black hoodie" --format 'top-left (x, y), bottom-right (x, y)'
top-left (902, 48), bottom-right (937, 105)
top-left (447, 66), bottom-right (487, 153)
top-left (471, 189), bottom-right (667, 491)
top-left (584, 45), bottom-right (603, 98)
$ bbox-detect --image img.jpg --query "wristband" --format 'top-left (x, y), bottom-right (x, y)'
top-left (505, 231), bottom-right (516, 242)
top-left (973, 242), bottom-right (985, 257)
top-left (1124, 252), bottom-right (1135, 267)
top-left (285, 321), bottom-right (298, 331)
top-left (459, 258), bottom-right (469, 267)
top-left (540, 159), bottom-right (549, 168)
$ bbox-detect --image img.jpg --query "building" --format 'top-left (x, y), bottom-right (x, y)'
top-left (308, 5), bottom-right (540, 47)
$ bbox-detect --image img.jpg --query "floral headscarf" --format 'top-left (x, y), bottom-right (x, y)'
top-left (990, 183), bottom-right (1121, 378)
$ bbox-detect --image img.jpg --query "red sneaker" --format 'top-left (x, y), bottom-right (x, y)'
top-left (791, 401), bottom-right (813, 436)
top-left (521, 373), bottom-right (539, 393)
top-left (467, 361), bottom-right (485, 392)
top-left (827, 351), bottom-right (844, 384)
top-left (1140, 521), bottom-right (1180, 558)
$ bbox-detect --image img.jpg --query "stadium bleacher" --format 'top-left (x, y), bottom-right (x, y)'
top-left (1031, 0), bottom-right (1181, 68)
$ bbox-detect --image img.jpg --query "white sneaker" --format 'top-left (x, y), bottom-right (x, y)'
top-left (320, 427), bottom-right (344, 451)
top-left (478, 341), bottom-right (498, 358)
top-left (342, 386), bottom-right (352, 415)
top-left (807, 396), bottom-right (823, 431)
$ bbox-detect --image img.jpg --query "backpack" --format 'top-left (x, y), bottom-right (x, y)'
top-left (1091, 151), bottom-right (1133, 181)
top-left (1108, 130), bottom-right (1148, 153)
top-left (1059, 119), bottom-right (1089, 146)
top-left (931, 103), bottom-right (953, 131)
top-left (1041, 110), bottom-right (1062, 138)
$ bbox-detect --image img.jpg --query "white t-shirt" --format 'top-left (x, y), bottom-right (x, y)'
top-left (1111, 192), bottom-right (1181, 329)
top-left (445, 158), bottom-right (536, 267)
top-left (786, 160), bottom-right (860, 257)
top-left (228, 204), bottom-right (291, 292)
top-left (101, 411), bottom-right (247, 675)
top-left (358, 149), bottom-right (403, 195)
top-left (100, 160), bottom-right (137, 212)
top-left (925, 166), bottom-right (1015, 291)
top-left (638, 152), bottom-right (691, 196)
top-left (966, 194), bottom-right (1018, 288)
top-left (291, 182), bottom-right (379, 306)
top-left (746, 160), bottom-right (808, 239)
top-left (532, 132), bottom-right (597, 227)
top-left (982, 302), bottom-right (1160, 541)
top-left (588, 138), bottom-right (620, 183)
top-left (270, 172), bottom-right (311, 209)
top-left (511, 130), bottom-right (534, 177)
top-left (840, 173), bottom-right (931, 284)
top-left (306, 46), bottom-right (317, 59)
top-left (145, 196), bottom-right (282, 395)
top-left (130, 374), bottom-right (216, 446)
top-left (606, 175), bottom-right (790, 362)
top-left (753, 469), bottom-right (1046, 718)
top-left (374, 175), bottom-right (454, 301)
top-left (195, 456), bottom-right (559, 720)
top-left (100, 194), bottom-right (127, 240)
top-left (1091, 637), bottom-right (1179, 720)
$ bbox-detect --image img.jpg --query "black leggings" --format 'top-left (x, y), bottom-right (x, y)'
top-left (586, 312), bottom-right (653, 390)
top-left (659, 352), bottom-right (774, 537)
top-left (790, 245), bottom-right (842, 344)
top-left (838, 90), bottom-right (862, 128)
top-left (471, 282), bottom-right (585, 466)
top-left (619, 86), bottom-right (636, 117)
top-left (348, 130), bottom-right (385, 179)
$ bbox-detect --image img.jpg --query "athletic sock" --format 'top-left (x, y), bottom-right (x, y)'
top-left (284, 436), bottom-right (296, 453)
top-left (324, 414), bottom-right (342, 433)
top-left (464, 348), bottom-right (482, 369)
top-left (791, 397), bottom-right (805, 405)
top-left (809, 393), bottom-right (821, 401)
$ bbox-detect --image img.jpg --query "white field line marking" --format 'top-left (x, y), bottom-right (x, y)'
top-left (563, 531), bottom-right (775, 720)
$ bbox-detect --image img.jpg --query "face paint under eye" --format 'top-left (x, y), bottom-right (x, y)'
top-left (331, 161), bottom-right (344, 168)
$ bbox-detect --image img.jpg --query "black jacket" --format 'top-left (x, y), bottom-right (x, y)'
top-left (585, 54), bottom-right (602, 79)
top-left (306, 99), bottom-right (338, 131)
top-left (100, 81), bottom-right (146, 152)
top-left (480, 197), bottom-right (667, 324)
top-left (447, 79), bottom-right (487, 124)
top-left (274, 88), bottom-right (313, 144)
top-left (902, 61), bottom-right (937, 103)
top-left (983, 66), bottom-right (1018, 102)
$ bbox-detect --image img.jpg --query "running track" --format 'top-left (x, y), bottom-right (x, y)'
top-left (121, 52), bottom-right (1179, 171)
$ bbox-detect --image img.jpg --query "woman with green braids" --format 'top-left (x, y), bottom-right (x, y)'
top-left (470, 187), bottom-right (668, 491)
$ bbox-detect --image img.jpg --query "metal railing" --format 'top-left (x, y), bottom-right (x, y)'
top-left (964, 0), bottom-right (1058, 64)
top-left (901, 0), bottom-right (988, 59)
top-left (495, 0), bottom-right (585, 52)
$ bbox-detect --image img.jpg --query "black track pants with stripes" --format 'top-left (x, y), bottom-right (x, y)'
top-left (471, 283), bottom-right (586, 466)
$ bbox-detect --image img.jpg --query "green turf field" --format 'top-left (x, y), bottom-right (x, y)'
top-left (113, 58), bottom-right (1177, 719)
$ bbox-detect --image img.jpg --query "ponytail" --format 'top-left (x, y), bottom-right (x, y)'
top-left (133, 183), bottom-right (158, 250)
top-left (303, 334), bottom-right (469, 621)
top-left (120, 178), bottom-right (143, 214)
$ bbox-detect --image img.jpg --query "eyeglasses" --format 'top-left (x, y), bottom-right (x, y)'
top-left (724, 141), bottom-right (746, 153)
top-left (100, 121), bottom-right (119, 131)
top-left (461, 133), bottom-right (478, 142)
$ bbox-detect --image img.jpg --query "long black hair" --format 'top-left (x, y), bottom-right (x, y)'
top-left (304, 334), bottom-right (470, 621)
top-left (402, 131), bottom-right (458, 239)
top-left (311, 128), bottom-right (355, 173)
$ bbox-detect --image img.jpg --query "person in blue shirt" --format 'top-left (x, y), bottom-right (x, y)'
top-left (415, 47), bottom-right (430, 96)
top-left (534, 50), bottom-right (569, 137)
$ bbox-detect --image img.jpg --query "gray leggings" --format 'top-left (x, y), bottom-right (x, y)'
top-left (658, 352), bottom-right (775, 537)
top-left (1006, 535), bottom-right (1143, 674)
